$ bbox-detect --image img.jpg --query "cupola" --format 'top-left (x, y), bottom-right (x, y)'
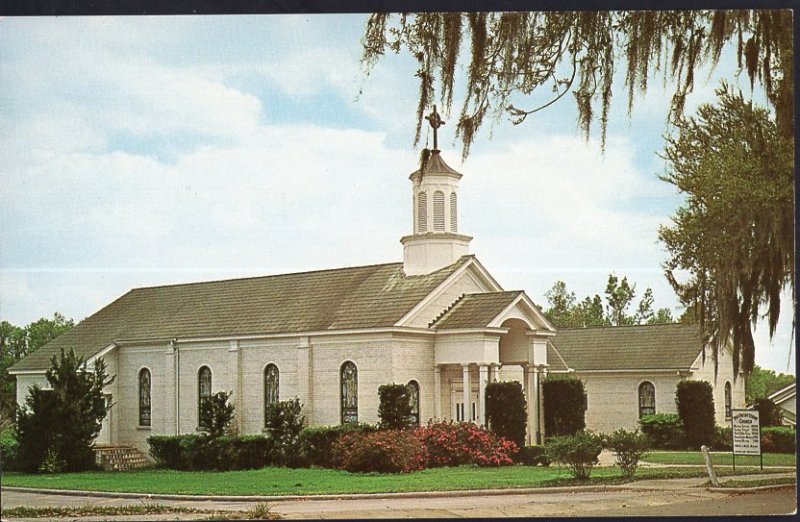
top-left (401, 106), bottom-right (472, 276)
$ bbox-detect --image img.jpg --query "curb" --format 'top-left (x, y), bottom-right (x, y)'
top-left (1, 484), bottom-right (666, 503)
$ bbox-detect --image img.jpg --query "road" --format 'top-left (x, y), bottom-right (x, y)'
top-left (1, 483), bottom-right (796, 519)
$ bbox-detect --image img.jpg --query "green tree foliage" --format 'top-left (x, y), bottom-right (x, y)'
top-left (484, 381), bottom-right (527, 448)
top-left (362, 11), bottom-right (792, 157)
top-left (675, 380), bottom-right (715, 449)
top-left (544, 431), bottom-right (603, 480)
top-left (198, 391), bottom-right (235, 438)
top-left (0, 314), bottom-right (74, 422)
top-left (659, 86), bottom-right (794, 377)
top-left (605, 428), bottom-right (650, 478)
top-left (264, 398), bottom-right (306, 466)
top-left (745, 365), bottom-right (795, 404)
top-left (16, 348), bottom-right (113, 473)
top-left (377, 383), bottom-right (414, 429)
top-left (752, 397), bottom-right (784, 427)
top-left (542, 378), bottom-right (586, 436)
top-left (543, 275), bottom-right (674, 328)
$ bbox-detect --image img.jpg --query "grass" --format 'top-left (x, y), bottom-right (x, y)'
top-left (0, 465), bottom-right (787, 496)
top-left (713, 476), bottom-right (797, 489)
top-left (642, 451), bottom-right (796, 467)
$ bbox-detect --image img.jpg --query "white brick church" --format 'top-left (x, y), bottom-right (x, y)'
top-left (10, 111), bottom-right (744, 453)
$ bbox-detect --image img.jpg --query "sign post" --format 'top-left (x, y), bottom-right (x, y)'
top-left (731, 409), bottom-right (762, 471)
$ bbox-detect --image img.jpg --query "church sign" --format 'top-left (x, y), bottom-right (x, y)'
top-left (731, 409), bottom-right (761, 455)
top-left (731, 408), bottom-right (762, 471)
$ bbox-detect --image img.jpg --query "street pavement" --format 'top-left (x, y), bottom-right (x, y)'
top-left (1, 473), bottom-right (796, 520)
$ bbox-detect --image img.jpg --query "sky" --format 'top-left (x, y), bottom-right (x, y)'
top-left (0, 14), bottom-right (794, 374)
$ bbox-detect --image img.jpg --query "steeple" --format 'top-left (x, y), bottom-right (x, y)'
top-left (401, 107), bottom-right (472, 276)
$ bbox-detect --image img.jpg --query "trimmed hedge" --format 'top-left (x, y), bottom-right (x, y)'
top-left (515, 445), bottom-right (551, 466)
top-left (639, 413), bottom-right (684, 449)
top-left (761, 426), bottom-right (796, 453)
top-left (485, 381), bottom-right (527, 448)
top-left (299, 423), bottom-right (379, 468)
top-left (0, 430), bottom-right (19, 471)
top-left (712, 425), bottom-right (732, 451)
top-left (543, 378), bottom-right (586, 436)
top-left (148, 435), bottom-right (275, 470)
top-left (378, 384), bottom-right (413, 430)
top-left (675, 381), bottom-right (715, 449)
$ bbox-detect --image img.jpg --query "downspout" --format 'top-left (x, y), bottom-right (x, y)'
top-left (172, 338), bottom-right (179, 435)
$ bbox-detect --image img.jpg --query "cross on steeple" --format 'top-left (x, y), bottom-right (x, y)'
top-left (424, 105), bottom-right (446, 150)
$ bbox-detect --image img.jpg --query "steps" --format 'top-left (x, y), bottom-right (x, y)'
top-left (94, 444), bottom-right (150, 471)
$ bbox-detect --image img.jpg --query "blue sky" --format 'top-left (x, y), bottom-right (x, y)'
top-left (0, 14), bottom-right (794, 374)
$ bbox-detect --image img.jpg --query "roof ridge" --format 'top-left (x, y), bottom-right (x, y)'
top-left (557, 322), bottom-right (693, 331)
top-left (130, 261), bottom-right (404, 291)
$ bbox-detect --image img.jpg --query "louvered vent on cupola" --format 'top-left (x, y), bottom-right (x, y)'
top-left (433, 190), bottom-right (445, 231)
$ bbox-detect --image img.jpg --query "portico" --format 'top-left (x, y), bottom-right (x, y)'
top-left (430, 290), bottom-right (556, 443)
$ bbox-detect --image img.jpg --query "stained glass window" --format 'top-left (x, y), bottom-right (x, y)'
top-left (198, 366), bottom-right (212, 428)
top-left (138, 368), bottom-right (151, 427)
top-left (638, 381), bottom-right (655, 418)
top-left (264, 364), bottom-right (280, 426)
top-left (407, 380), bottom-right (420, 425)
top-left (340, 361), bottom-right (358, 424)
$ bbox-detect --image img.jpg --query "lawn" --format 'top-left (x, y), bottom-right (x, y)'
top-left (642, 451), bottom-right (796, 467)
top-left (0, 465), bottom-right (786, 496)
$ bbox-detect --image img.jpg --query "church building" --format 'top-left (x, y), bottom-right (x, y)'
top-left (10, 109), bottom-right (744, 455)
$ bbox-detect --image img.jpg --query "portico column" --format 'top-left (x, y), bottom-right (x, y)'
top-left (478, 364), bottom-right (489, 426)
top-left (525, 365), bottom-right (537, 445)
top-left (462, 364), bottom-right (471, 422)
top-left (538, 365), bottom-right (548, 441)
top-left (433, 365), bottom-right (442, 420)
top-left (488, 363), bottom-right (498, 383)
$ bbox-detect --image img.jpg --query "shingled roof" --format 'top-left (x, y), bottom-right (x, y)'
top-left (11, 256), bottom-right (473, 372)
top-left (550, 323), bottom-right (703, 371)
top-left (431, 291), bottom-right (522, 329)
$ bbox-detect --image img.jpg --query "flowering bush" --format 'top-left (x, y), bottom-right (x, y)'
top-left (331, 429), bottom-right (425, 473)
top-left (415, 421), bottom-right (517, 468)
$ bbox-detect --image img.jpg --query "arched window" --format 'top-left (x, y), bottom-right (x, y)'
top-left (725, 382), bottom-right (732, 419)
top-left (417, 192), bottom-right (427, 232)
top-left (449, 192), bottom-right (458, 232)
top-left (264, 364), bottom-right (280, 426)
top-left (198, 366), bottom-right (212, 428)
top-left (638, 381), bottom-right (655, 418)
top-left (138, 368), bottom-right (151, 427)
top-left (340, 361), bottom-right (358, 424)
top-left (433, 190), bottom-right (445, 231)
top-left (407, 380), bottom-right (420, 425)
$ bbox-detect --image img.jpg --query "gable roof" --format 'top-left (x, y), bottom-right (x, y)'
top-left (550, 323), bottom-right (703, 371)
top-left (10, 256), bottom-right (473, 372)
top-left (767, 383), bottom-right (796, 405)
top-left (430, 291), bottom-right (523, 329)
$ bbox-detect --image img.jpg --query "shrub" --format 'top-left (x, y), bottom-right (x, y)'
top-left (753, 398), bottom-right (784, 427)
top-left (0, 428), bottom-right (19, 471)
top-left (545, 431), bottom-right (603, 480)
top-left (485, 381), bottom-right (527, 448)
top-left (16, 348), bottom-right (112, 473)
top-left (675, 381), bottom-right (715, 449)
top-left (415, 421), bottom-right (517, 468)
top-left (264, 398), bottom-right (306, 466)
top-left (761, 426), bottom-right (795, 453)
top-left (712, 425), bottom-right (732, 451)
top-left (515, 445), bottom-right (551, 466)
top-left (147, 434), bottom-right (275, 470)
top-left (378, 384), bottom-right (413, 429)
top-left (299, 423), bottom-right (378, 468)
top-left (332, 429), bottom-right (425, 473)
top-left (198, 391), bottom-right (235, 438)
top-left (639, 413), bottom-right (685, 449)
top-left (605, 428), bottom-right (649, 479)
top-left (543, 378), bottom-right (586, 436)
